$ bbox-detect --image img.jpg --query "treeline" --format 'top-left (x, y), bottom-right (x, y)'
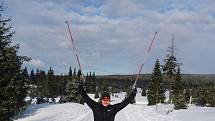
top-left (96, 74), bottom-right (215, 88)
top-left (183, 80), bottom-right (215, 107)
top-left (96, 74), bottom-right (215, 108)
top-left (27, 67), bottom-right (98, 100)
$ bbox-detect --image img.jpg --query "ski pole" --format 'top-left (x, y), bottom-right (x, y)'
top-left (132, 32), bottom-right (158, 89)
top-left (65, 21), bottom-right (83, 75)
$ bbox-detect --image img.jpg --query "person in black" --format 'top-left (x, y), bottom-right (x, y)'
top-left (78, 83), bottom-right (137, 121)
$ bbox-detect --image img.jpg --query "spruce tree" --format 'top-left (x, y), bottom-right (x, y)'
top-left (162, 34), bottom-right (180, 104)
top-left (47, 67), bottom-right (55, 97)
top-left (22, 67), bottom-right (29, 85)
top-left (148, 59), bottom-right (165, 105)
top-left (196, 84), bottom-right (207, 107)
top-left (184, 89), bottom-right (191, 103)
top-left (86, 72), bottom-right (96, 93)
top-left (172, 66), bottom-right (187, 109)
top-left (69, 66), bottom-right (72, 76)
top-left (65, 69), bottom-right (82, 103)
top-left (98, 80), bottom-right (111, 102)
top-left (30, 69), bottom-right (36, 85)
top-left (92, 72), bottom-right (97, 93)
top-left (29, 69), bottom-right (37, 98)
top-left (141, 88), bottom-right (146, 96)
top-left (73, 68), bottom-right (76, 76)
top-left (162, 55), bottom-right (177, 103)
top-left (200, 82), bottom-right (215, 107)
top-left (0, 4), bottom-right (29, 120)
top-left (85, 72), bottom-right (90, 93)
top-left (207, 85), bottom-right (215, 107)
top-left (94, 89), bottom-right (99, 99)
top-left (37, 70), bottom-right (47, 97)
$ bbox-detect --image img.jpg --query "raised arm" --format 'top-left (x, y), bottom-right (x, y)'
top-left (78, 84), bottom-right (97, 108)
top-left (114, 88), bottom-right (137, 112)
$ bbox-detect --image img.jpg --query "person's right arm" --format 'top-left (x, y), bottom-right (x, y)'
top-left (78, 84), bottom-right (97, 108)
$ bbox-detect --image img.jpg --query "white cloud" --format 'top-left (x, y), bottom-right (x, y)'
top-left (100, 0), bottom-right (139, 17)
top-left (4, 0), bottom-right (215, 74)
top-left (28, 59), bottom-right (46, 67)
top-left (81, 6), bottom-right (98, 15)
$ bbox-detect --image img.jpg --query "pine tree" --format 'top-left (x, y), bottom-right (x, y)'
top-left (98, 80), bottom-right (111, 102)
top-left (69, 66), bottom-right (73, 76)
top-left (22, 67), bottom-right (29, 85)
top-left (37, 70), bottom-right (47, 97)
top-left (65, 69), bottom-right (82, 104)
top-left (91, 72), bottom-right (96, 93)
top-left (141, 88), bottom-right (146, 96)
top-left (47, 67), bottom-right (55, 97)
top-left (86, 72), bottom-right (90, 93)
top-left (172, 66), bottom-right (187, 109)
top-left (73, 68), bottom-right (76, 76)
top-left (162, 34), bottom-right (179, 104)
top-left (94, 89), bottom-right (99, 99)
top-left (184, 89), bottom-right (191, 103)
top-left (207, 85), bottom-right (215, 107)
top-left (196, 84), bottom-right (208, 107)
top-left (17, 67), bottom-right (29, 108)
top-left (162, 55), bottom-right (177, 103)
top-left (99, 80), bottom-right (109, 93)
top-left (148, 59), bottom-right (165, 105)
top-left (0, 4), bottom-right (29, 120)
top-left (30, 69), bottom-right (36, 85)
top-left (35, 69), bottom-right (40, 85)
top-left (200, 82), bottom-right (215, 107)
top-left (29, 69), bottom-right (37, 98)
top-left (86, 72), bottom-right (96, 93)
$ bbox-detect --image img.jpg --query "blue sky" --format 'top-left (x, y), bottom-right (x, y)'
top-left (4, 0), bottom-right (215, 75)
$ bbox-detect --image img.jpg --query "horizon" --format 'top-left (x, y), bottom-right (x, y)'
top-left (4, 0), bottom-right (215, 75)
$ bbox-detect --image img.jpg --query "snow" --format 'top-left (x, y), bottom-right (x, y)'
top-left (15, 92), bottom-right (215, 121)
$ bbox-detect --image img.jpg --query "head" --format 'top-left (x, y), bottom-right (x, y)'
top-left (101, 92), bottom-right (110, 107)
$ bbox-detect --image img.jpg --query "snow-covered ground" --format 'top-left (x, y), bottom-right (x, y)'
top-left (15, 91), bottom-right (215, 121)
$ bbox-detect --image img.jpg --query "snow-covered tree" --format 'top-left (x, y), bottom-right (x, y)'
top-left (0, 3), bottom-right (29, 120)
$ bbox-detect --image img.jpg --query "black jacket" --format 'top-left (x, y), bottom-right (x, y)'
top-left (78, 85), bottom-right (136, 121)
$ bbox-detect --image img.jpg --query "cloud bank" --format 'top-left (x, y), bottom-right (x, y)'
top-left (5, 0), bottom-right (215, 74)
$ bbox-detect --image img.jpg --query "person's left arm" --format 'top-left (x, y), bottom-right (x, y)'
top-left (114, 88), bottom-right (137, 112)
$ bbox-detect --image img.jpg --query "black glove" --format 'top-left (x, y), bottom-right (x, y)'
top-left (133, 88), bottom-right (137, 93)
top-left (76, 74), bottom-right (84, 85)
top-left (76, 79), bottom-right (84, 86)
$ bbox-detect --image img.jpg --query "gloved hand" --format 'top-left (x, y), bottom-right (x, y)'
top-left (77, 74), bottom-right (84, 86)
top-left (133, 87), bottom-right (137, 93)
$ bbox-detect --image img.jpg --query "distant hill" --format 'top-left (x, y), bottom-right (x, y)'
top-left (95, 74), bottom-right (215, 89)
top-left (96, 74), bottom-right (215, 81)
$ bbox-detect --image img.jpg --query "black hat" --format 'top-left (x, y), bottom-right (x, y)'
top-left (101, 91), bottom-right (110, 99)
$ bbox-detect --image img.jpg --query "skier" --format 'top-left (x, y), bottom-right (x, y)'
top-left (78, 79), bottom-right (137, 121)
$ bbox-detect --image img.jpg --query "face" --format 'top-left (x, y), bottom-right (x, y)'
top-left (101, 98), bottom-right (110, 107)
